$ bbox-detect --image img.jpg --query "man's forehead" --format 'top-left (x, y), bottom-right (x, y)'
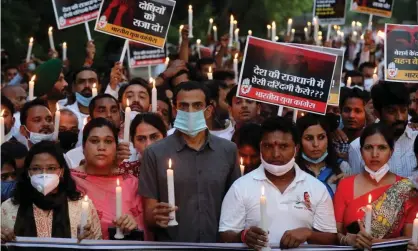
top-left (76, 70), bottom-right (97, 79)
top-left (28, 106), bottom-right (51, 116)
top-left (262, 131), bottom-right (294, 141)
top-left (95, 98), bottom-right (118, 107)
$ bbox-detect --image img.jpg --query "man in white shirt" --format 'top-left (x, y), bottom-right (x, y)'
top-left (348, 81), bottom-right (418, 178)
top-left (219, 117), bottom-right (337, 249)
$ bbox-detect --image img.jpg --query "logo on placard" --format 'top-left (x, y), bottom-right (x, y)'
top-left (387, 62), bottom-right (398, 78)
top-left (59, 16), bottom-right (66, 26)
top-left (240, 78), bottom-right (252, 95)
top-left (98, 16), bottom-right (108, 28)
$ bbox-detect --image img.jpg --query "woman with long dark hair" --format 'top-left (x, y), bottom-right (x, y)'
top-left (1, 141), bottom-right (101, 242)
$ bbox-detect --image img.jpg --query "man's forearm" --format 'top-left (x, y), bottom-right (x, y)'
top-left (308, 231), bottom-right (338, 245)
top-left (178, 41), bottom-right (189, 62)
top-left (220, 230), bottom-right (242, 243)
top-left (215, 46), bottom-right (226, 68)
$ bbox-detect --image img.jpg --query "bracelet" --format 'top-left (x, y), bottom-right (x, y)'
top-left (339, 235), bottom-right (345, 245)
top-left (240, 229), bottom-right (249, 243)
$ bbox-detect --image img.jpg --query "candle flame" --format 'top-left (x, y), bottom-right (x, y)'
top-left (275, 36), bottom-right (279, 41)
top-left (209, 18), bottom-right (213, 23)
top-left (233, 20), bottom-right (237, 25)
top-left (31, 75), bottom-right (36, 82)
top-left (150, 77), bottom-right (155, 88)
top-left (235, 28), bottom-right (239, 34)
top-left (196, 39), bottom-right (201, 44)
top-left (288, 18), bottom-right (292, 24)
top-left (261, 185), bottom-right (265, 196)
top-left (307, 22), bottom-right (311, 26)
top-left (209, 66), bottom-right (212, 73)
top-left (127, 99), bottom-right (130, 107)
top-left (272, 21), bottom-right (276, 27)
top-left (333, 25), bottom-right (338, 30)
top-left (267, 24), bottom-right (271, 29)
top-left (48, 27), bottom-right (53, 33)
top-left (230, 15), bottom-right (234, 22)
top-left (353, 31), bottom-right (358, 36)
top-left (169, 158), bottom-right (172, 169)
top-left (291, 28), bottom-right (295, 33)
top-left (188, 5), bottom-right (192, 10)
top-left (29, 37), bottom-right (34, 43)
top-left (416, 212), bottom-right (418, 218)
top-left (117, 178), bottom-right (120, 186)
top-left (368, 194), bottom-right (372, 203)
top-left (93, 83), bottom-right (96, 89)
top-left (304, 27), bottom-right (308, 32)
top-left (165, 57), bottom-right (169, 64)
top-left (84, 195), bottom-right (88, 202)
top-left (0, 109), bottom-right (4, 117)
top-left (234, 53), bottom-right (238, 59)
top-left (356, 21), bottom-right (362, 27)
top-left (213, 26), bottom-right (217, 31)
top-left (301, 112), bottom-right (305, 116)
top-left (352, 21), bottom-right (356, 26)
top-left (248, 30), bottom-right (252, 35)
top-left (240, 157), bottom-right (243, 165)
top-left (179, 25), bottom-right (184, 30)
top-left (374, 67), bottom-right (377, 74)
top-left (56, 103), bottom-right (60, 112)
top-left (63, 42), bottom-right (67, 48)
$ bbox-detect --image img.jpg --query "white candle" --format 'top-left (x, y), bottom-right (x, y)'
top-left (304, 27), bottom-right (308, 40)
top-left (48, 27), bottom-right (55, 51)
top-left (275, 36), bottom-right (279, 42)
top-left (165, 57), bottom-right (170, 69)
top-left (271, 21), bottom-right (276, 42)
top-left (234, 28), bottom-right (240, 43)
top-left (167, 159), bottom-right (178, 226)
top-left (260, 185), bottom-right (267, 231)
top-left (307, 22), bottom-right (312, 34)
top-left (53, 104), bottom-right (60, 141)
top-left (178, 25), bottom-right (184, 45)
top-left (213, 26), bottom-right (218, 42)
top-left (196, 39), bottom-right (201, 59)
top-left (287, 18), bottom-right (293, 36)
top-left (313, 17), bottom-right (319, 44)
top-left (412, 213), bottom-right (418, 245)
top-left (92, 83), bottom-right (98, 97)
top-left (357, 22), bottom-right (362, 32)
top-left (233, 20), bottom-right (238, 31)
top-left (248, 30), bottom-right (252, 36)
top-left (290, 29), bottom-right (295, 42)
top-left (151, 78), bottom-right (157, 112)
top-left (83, 117), bottom-right (88, 128)
top-left (293, 109), bottom-right (298, 123)
top-left (365, 194), bottom-right (372, 234)
top-left (0, 110), bottom-right (4, 145)
top-left (352, 21), bottom-right (356, 31)
top-left (373, 67), bottom-right (379, 84)
top-left (326, 24), bottom-right (331, 41)
top-left (240, 157), bottom-right (245, 176)
top-left (207, 18), bottom-right (213, 35)
top-left (62, 42), bottom-right (67, 61)
top-left (347, 77), bottom-right (352, 87)
top-left (368, 14), bottom-right (373, 30)
top-left (267, 25), bottom-right (271, 39)
top-left (85, 22), bottom-right (92, 41)
top-left (207, 66), bottom-right (213, 80)
top-left (233, 53), bottom-right (239, 84)
top-left (188, 5), bottom-right (193, 38)
top-left (148, 65), bottom-right (152, 80)
top-left (277, 105), bottom-right (284, 116)
top-left (29, 75), bottom-right (36, 101)
top-left (115, 179), bottom-right (124, 239)
top-left (119, 40), bottom-right (128, 63)
top-left (124, 100), bottom-right (131, 142)
top-left (80, 195), bottom-right (89, 236)
top-left (229, 15), bottom-right (234, 47)
top-left (26, 37), bottom-right (33, 63)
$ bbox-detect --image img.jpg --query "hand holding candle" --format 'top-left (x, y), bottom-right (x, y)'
top-left (167, 159), bottom-right (178, 226)
top-left (115, 179), bottom-right (124, 239)
top-left (26, 37), bottom-right (34, 63)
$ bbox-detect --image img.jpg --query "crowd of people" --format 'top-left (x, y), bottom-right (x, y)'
top-left (0, 19), bottom-right (417, 251)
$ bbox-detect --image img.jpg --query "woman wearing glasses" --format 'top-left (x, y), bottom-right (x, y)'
top-left (1, 141), bottom-right (102, 243)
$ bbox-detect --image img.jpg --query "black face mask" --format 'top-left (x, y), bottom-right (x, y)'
top-left (58, 131), bottom-right (79, 152)
top-left (325, 113), bottom-right (341, 132)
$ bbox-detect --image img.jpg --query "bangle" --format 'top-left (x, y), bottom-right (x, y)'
top-left (240, 229), bottom-right (249, 243)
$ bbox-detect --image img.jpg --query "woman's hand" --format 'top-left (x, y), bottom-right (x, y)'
top-left (77, 222), bottom-right (95, 242)
top-left (1, 227), bottom-right (16, 243)
top-left (349, 220), bottom-right (373, 250)
top-left (408, 240), bottom-right (418, 251)
top-left (113, 214), bottom-right (138, 234)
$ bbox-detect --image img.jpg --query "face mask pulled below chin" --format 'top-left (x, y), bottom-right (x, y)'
top-left (174, 109), bottom-right (207, 137)
top-left (30, 173), bottom-right (60, 196)
top-left (364, 163), bottom-right (390, 183)
top-left (302, 151), bottom-right (328, 164)
top-left (261, 154), bottom-right (295, 176)
top-left (364, 78), bottom-right (374, 92)
top-left (25, 126), bottom-right (54, 144)
top-left (1, 181), bottom-right (16, 202)
top-left (75, 92), bottom-right (93, 107)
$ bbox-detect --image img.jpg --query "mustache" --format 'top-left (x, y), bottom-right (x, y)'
top-left (392, 120), bottom-right (407, 127)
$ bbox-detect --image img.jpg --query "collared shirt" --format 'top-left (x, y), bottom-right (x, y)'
top-left (219, 165), bottom-right (337, 244)
top-left (348, 126), bottom-right (418, 178)
top-left (139, 131), bottom-right (240, 242)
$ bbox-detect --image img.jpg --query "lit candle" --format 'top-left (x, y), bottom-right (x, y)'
top-left (151, 78), bottom-right (157, 112)
top-left (115, 179), bottom-right (124, 239)
top-left (148, 65), bottom-right (152, 80)
top-left (165, 57), bottom-right (170, 68)
top-left (196, 39), bottom-right (201, 59)
top-left (290, 29), bottom-right (295, 42)
top-left (124, 100), bottom-right (131, 142)
top-left (26, 37), bottom-right (34, 63)
top-left (207, 18), bottom-right (213, 35)
top-left (80, 195), bottom-right (89, 236)
top-left (326, 24), bottom-right (331, 41)
top-left (119, 40), bottom-right (128, 63)
top-left (347, 77), bottom-right (352, 87)
top-left (293, 109), bottom-right (298, 123)
top-left (267, 24), bottom-right (271, 39)
top-left (271, 21), bottom-right (276, 42)
top-left (0, 110), bottom-right (4, 145)
top-left (92, 83), bottom-right (98, 97)
top-left (307, 21), bottom-right (312, 34)
top-left (365, 194), bottom-right (372, 235)
top-left (352, 21), bottom-right (356, 30)
top-left (357, 21), bottom-right (362, 32)
top-left (277, 105), bottom-right (284, 116)
top-left (368, 14), bottom-right (373, 30)
top-left (260, 185), bottom-right (267, 231)
top-left (304, 27), bottom-right (308, 40)
top-left (412, 213), bottom-right (418, 245)
top-left (178, 25), bottom-right (184, 45)
top-left (248, 30), bottom-right (252, 36)
top-left (167, 159), bottom-right (178, 226)
top-left (188, 5), bottom-right (193, 38)
top-left (213, 26), bottom-right (218, 42)
top-left (83, 117), bottom-right (88, 128)
top-left (29, 75), bottom-right (36, 101)
top-left (233, 53), bottom-right (239, 84)
top-left (240, 157), bottom-right (245, 176)
top-left (62, 42), bottom-right (67, 61)
top-left (53, 104), bottom-right (60, 141)
top-left (229, 15), bottom-right (234, 47)
top-left (287, 18), bottom-right (293, 36)
top-left (373, 67), bottom-right (379, 83)
top-left (207, 66), bottom-right (213, 80)
top-left (85, 22), bottom-right (92, 41)
top-left (352, 31), bottom-right (358, 42)
top-left (313, 17), bottom-right (319, 44)
top-left (48, 27), bottom-right (55, 51)
top-left (275, 36), bottom-right (279, 42)
top-left (234, 28), bottom-right (240, 44)
top-left (233, 20), bottom-right (238, 31)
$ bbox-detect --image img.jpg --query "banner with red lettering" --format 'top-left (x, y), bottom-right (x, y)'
top-left (237, 37), bottom-right (337, 115)
top-left (52, 0), bottom-right (102, 29)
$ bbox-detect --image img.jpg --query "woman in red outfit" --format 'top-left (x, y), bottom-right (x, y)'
top-left (334, 123), bottom-right (418, 250)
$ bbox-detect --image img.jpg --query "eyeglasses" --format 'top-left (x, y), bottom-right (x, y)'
top-left (28, 167), bottom-right (60, 175)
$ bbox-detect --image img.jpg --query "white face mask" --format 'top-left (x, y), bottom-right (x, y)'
top-left (261, 154), bottom-right (295, 176)
top-left (364, 78), bottom-right (374, 92)
top-left (4, 128), bottom-right (13, 142)
top-left (130, 111), bottom-right (140, 121)
top-left (30, 173), bottom-right (60, 196)
top-left (24, 126), bottom-right (54, 144)
top-left (364, 163), bottom-right (390, 183)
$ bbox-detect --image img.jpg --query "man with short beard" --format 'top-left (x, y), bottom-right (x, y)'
top-left (348, 81), bottom-right (418, 178)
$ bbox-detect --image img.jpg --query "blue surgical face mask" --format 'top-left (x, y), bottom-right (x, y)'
top-left (302, 151), bottom-right (328, 164)
top-left (174, 109), bottom-right (207, 137)
top-left (28, 63), bottom-right (36, 71)
top-left (75, 92), bottom-right (93, 107)
top-left (1, 180), bottom-right (16, 202)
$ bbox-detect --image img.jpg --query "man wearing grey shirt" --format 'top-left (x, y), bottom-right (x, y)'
top-left (139, 81), bottom-right (240, 242)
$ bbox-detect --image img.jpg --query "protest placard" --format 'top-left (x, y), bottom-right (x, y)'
top-left (95, 0), bottom-right (176, 49)
top-left (237, 37), bottom-right (337, 115)
top-left (385, 24), bottom-right (418, 83)
top-left (287, 43), bottom-right (344, 106)
top-left (128, 42), bottom-right (166, 68)
top-left (314, 0), bottom-right (346, 25)
top-left (350, 0), bottom-right (394, 18)
top-left (52, 0), bottom-right (102, 29)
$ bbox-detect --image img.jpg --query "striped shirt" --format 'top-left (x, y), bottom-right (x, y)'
top-left (348, 126), bottom-right (418, 178)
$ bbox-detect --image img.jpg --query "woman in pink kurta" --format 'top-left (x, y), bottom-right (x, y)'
top-left (71, 118), bottom-right (144, 240)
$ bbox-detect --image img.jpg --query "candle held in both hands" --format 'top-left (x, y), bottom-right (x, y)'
top-left (115, 179), bottom-right (124, 239)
